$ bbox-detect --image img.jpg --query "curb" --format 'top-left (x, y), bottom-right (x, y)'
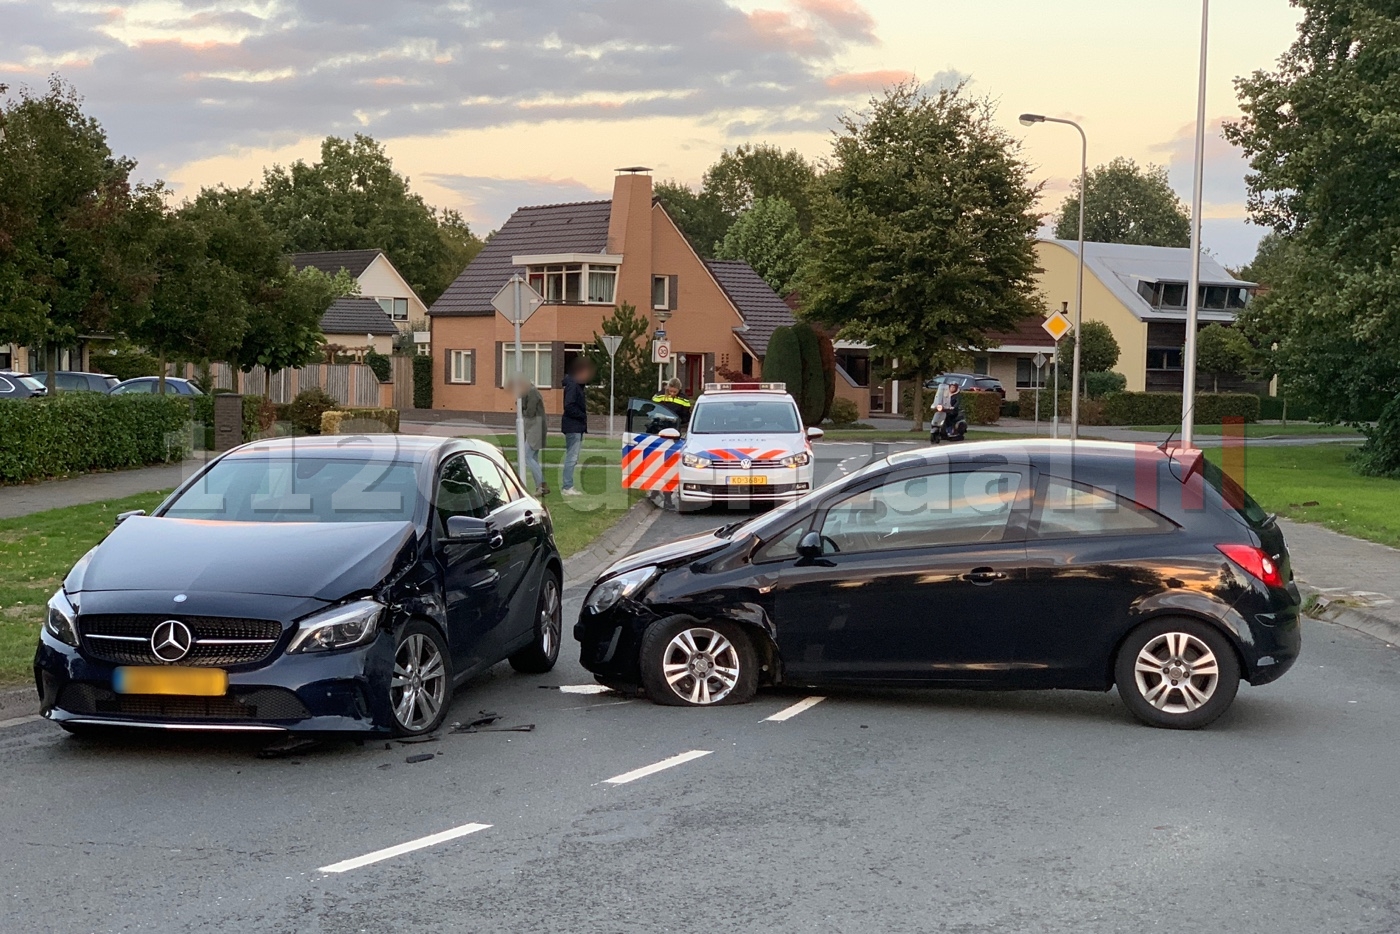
top-left (1301, 585), bottom-right (1400, 647)
top-left (563, 498), bottom-right (664, 590)
top-left (0, 686), bottom-right (37, 722)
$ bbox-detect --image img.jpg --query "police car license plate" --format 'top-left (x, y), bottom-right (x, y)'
top-left (113, 667), bottom-right (228, 696)
top-left (727, 475), bottom-right (769, 486)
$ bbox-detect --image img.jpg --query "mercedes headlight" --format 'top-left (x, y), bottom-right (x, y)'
top-left (45, 589), bottom-right (79, 647)
top-left (287, 598), bottom-right (384, 654)
top-left (780, 451), bottom-right (811, 467)
top-left (682, 453), bottom-right (712, 469)
top-left (584, 566), bottom-right (658, 613)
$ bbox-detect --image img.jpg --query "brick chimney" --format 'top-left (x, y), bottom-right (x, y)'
top-left (607, 166), bottom-right (654, 313)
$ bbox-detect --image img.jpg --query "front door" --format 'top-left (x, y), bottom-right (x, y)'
top-left (465, 453), bottom-right (543, 647)
top-left (771, 465), bottom-right (1031, 682)
top-left (433, 454), bottom-right (508, 675)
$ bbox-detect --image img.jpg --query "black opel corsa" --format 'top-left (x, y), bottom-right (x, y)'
top-left (577, 440), bottom-right (1301, 728)
top-left (35, 436), bottom-right (563, 737)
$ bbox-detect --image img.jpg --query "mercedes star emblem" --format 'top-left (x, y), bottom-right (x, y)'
top-left (150, 619), bottom-right (193, 663)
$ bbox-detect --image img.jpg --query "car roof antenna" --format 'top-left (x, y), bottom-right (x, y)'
top-left (1157, 427), bottom-right (1178, 453)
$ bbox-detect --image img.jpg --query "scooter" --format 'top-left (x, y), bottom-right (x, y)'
top-left (929, 385), bottom-right (968, 444)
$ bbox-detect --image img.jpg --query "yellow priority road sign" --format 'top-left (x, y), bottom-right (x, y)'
top-left (1042, 310), bottom-right (1073, 342)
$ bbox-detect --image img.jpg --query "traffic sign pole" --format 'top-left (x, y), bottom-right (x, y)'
top-left (512, 277), bottom-right (526, 483)
top-left (600, 334), bottom-right (623, 439)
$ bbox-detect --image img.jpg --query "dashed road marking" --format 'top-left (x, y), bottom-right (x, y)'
top-left (764, 696), bottom-right (826, 722)
top-left (318, 822), bottom-right (492, 873)
top-left (604, 750), bottom-right (711, 785)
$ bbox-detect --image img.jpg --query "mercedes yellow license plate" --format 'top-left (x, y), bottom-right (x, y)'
top-left (113, 667), bottom-right (228, 696)
top-left (728, 475), bottom-right (769, 486)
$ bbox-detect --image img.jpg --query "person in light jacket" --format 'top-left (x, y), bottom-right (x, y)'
top-left (513, 375), bottom-right (548, 496)
top-left (560, 357), bottom-right (595, 496)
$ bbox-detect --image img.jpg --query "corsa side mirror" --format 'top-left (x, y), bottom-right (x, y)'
top-left (445, 515), bottom-right (491, 544)
top-left (658, 428), bottom-right (681, 440)
top-left (797, 530), bottom-right (823, 560)
top-left (115, 509), bottom-right (145, 527)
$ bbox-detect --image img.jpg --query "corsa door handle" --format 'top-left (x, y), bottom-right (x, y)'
top-left (963, 567), bottom-right (1006, 585)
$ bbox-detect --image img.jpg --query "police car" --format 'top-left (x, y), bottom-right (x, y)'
top-left (666, 382), bottom-right (822, 510)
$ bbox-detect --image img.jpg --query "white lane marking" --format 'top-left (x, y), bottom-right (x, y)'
top-left (604, 750), bottom-right (711, 785)
top-left (559, 684), bottom-right (613, 694)
top-left (318, 822), bottom-right (491, 874)
top-left (764, 696), bottom-right (826, 722)
top-left (0, 715), bottom-right (40, 730)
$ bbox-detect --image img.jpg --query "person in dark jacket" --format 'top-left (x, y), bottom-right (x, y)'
top-left (560, 357), bottom-right (595, 496)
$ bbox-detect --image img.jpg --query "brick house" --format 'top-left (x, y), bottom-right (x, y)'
top-left (427, 168), bottom-right (795, 418)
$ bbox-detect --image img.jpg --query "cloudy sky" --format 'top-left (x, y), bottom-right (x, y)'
top-left (2, 0), bottom-right (1302, 266)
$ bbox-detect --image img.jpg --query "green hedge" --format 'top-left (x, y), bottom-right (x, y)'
top-left (0, 394), bottom-right (191, 484)
top-left (321, 408), bottom-right (401, 435)
top-left (413, 354), bottom-right (433, 409)
top-left (1102, 392), bottom-right (1260, 425)
top-left (900, 386), bottom-right (1002, 425)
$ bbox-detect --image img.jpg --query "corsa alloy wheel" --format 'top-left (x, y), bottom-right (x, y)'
top-left (662, 627), bottom-right (741, 705)
top-left (1132, 631), bottom-right (1220, 715)
top-left (392, 632), bottom-right (448, 732)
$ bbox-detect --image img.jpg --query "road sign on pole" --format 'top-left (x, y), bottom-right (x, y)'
top-left (1041, 310), bottom-right (1072, 342)
top-left (491, 276), bottom-right (545, 483)
top-left (600, 334), bottom-right (623, 439)
top-left (652, 340), bottom-right (672, 365)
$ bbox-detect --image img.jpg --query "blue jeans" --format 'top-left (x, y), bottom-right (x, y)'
top-left (523, 442), bottom-right (544, 489)
top-left (562, 432), bottom-right (584, 490)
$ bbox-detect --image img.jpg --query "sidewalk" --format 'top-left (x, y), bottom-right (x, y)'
top-left (0, 458), bottom-right (207, 521)
top-left (1283, 519), bottom-right (1400, 645)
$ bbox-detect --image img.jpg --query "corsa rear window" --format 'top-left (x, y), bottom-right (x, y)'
top-left (1201, 459), bottom-right (1270, 527)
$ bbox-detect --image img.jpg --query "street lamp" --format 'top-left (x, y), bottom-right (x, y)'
top-left (1020, 112), bottom-right (1087, 440)
top-left (1180, 0), bottom-right (1211, 449)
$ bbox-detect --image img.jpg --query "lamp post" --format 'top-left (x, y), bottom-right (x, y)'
top-left (1020, 112), bottom-right (1086, 441)
top-left (1180, 0), bottom-right (1211, 449)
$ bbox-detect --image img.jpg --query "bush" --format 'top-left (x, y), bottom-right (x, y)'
top-left (364, 349), bottom-right (392, 383)
top-left (1084, 370), bottom-right (1127, 399)
top-left (1000, 400), bottom-right (1020, 418)
top-left (1102, 392), bottom-right (1260, 425)
top-left (964, 391), bottom-right (1002, 425)
top-left (412, 354), bottom-right (433, 409)
top-left (285, 387), bottom-right (339, 435)
top-left (827, 396), bottom-right (861, 427)
top-left (321, 408), bottom-right (401, 435)
top-left (794, 322), bottom-right (827, 426)
top-left (0, 394), bottom-right (191, 484)
top-left (1257, 395), bottom-right (1317, 421)
top-left (1354, 396), bottom-right (1400, 477)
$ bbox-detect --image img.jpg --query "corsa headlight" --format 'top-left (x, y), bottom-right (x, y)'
top-left (584, 566), bottom-right (658, 613)
top-left (682, 453), bottom-right (712, 469)
top-left (45, 589), bottom-right (79, 647)
top-left (287, 598), bottom-right (384, 654)
top-left (780, 451), bottom-right (811, 468)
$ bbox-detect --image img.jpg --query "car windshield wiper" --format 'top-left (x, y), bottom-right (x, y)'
top-left (714, 522), bottom-right (745, 539)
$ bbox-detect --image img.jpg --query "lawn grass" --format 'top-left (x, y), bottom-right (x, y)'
top-left (0, 490), bottom-right (171, 687)
top-left (0, 453), bottom-right (642, 686)
top-left (1129, 423), bottom-right (1362, 438)
top-left (1207, 443), bottom-right (1400, 548)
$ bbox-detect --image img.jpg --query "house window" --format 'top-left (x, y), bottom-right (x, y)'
top-left (500, 343), bottom-right (553, 388)
top-left (1160, 283), bottom-right (1187, 308)
top-left (1147, 348), bottom-right (1184, 370)
top-left (836, 350), bottom-right (870, 387)
top-left (1016, 357), bottom-right (1049, 389)
top-left (525, 263), bottom-right (617, 305)
top-left (652, 275), bottom-right (670, 310)
top-left (972, 355), bottom-right (991, 376)
top-left (377, 297), bottom-right (409, 321)
top-left (741, 353), bottom-right (754, 376)
top-left (588, 267), bottom-right (616, 304)
top-left (449, 350), bottom-right (475, 384)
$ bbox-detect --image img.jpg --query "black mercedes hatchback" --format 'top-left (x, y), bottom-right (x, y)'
top-left (576, 440), bottom-right (1301, 728)
top-left (35, 436), bottom-right (563, 737)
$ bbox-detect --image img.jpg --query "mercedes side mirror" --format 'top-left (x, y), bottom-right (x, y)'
top-left (797, 530), bottom-right (823, 560)
top-left (806, 427), bottom-right (825, 440)
top-left (115, 509), bottom-right (145, 527)
top-left (659, 428), bottom-right (681, 440)
top-left (445, 515), bottom-right (491, 544)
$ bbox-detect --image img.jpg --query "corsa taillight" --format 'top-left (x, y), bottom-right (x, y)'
top-left (1216, 543), bottom-right (1284, 588)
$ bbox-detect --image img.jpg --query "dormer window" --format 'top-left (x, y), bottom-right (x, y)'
top-left (1137, 280), bottom-right (1250, 311)
top-left (515, 253), bottom-right (622, 305)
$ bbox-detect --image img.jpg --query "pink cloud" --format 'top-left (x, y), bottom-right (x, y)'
top-left (824, 69), bottom-right (914, 92)
top-left (794, 0), bottom-right (876, 42)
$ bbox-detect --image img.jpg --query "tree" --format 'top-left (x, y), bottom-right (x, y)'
top-left (654, 180), bottom-right (731, 257)
top-left (234, 265), bottom-right (349, 376)
top-left (798, 83), bottom-right (1043, 431)
top-left (1195, 324), bottom-right (1254, 392)
top-left (585, 303), bottom-right (654, 414)
top-left (713, 197), bottom-right (804, 294)
top-left (1065, 320), bottom-right (1121, 375)
top-left (1224, 0), bottom-right (1400, 475)
top-left (255, 135), bottom-right (481, 305)
top-left (704, 144), bottom-right (820, 234)
top-left (1052, 157), bottom-right (1190, 247)
top-left (0, 78), bottom-right (155, 384)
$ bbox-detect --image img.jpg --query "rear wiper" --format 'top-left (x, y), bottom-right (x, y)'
top-left (715, 522), bottom-right (744, 538)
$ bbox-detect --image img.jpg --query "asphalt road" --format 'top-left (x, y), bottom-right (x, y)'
top-left (3, 440), bottom-right (1400, 933)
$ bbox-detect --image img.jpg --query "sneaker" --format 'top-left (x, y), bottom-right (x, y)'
top-left (561, 487), bottom-right (582, 497)
top-left (537, 483), bottom-right (550, 497)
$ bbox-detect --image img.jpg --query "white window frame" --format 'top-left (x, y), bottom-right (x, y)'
top-left (514, 253), bottom-right (623, 306)
top-left (449, 350), bottom-right (475, 385)
top-left (376, 297), bottom-right (410, 321)
top-left (652, 275), bottom-right (670, 310)
top-left (499, 342), bottom-right (554, 388)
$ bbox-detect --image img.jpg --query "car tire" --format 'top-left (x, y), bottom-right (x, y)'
top-left (509, 570), bottom-right (562, 674)
top-left (390, 621), bottom-right (453, 737)
top-left (639, 616), bottom-right (758, 707)
top-left (1115, 617), bottom-right (1240, 729)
